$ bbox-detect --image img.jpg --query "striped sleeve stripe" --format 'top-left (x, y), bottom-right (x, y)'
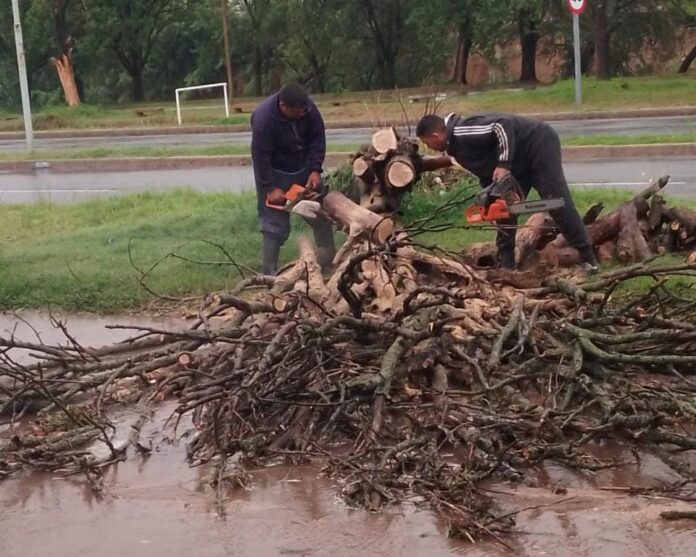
top-left (452, 123), bottom-right (509, 161)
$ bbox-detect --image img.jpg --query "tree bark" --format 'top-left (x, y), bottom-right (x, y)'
top-left (678, 44), bottom-right (696, 74)
top-left (515, 212), bottom-right (556, 265)
top-left (50, 50), bottom-right (80, 107)
top-left (615, 203), bottom-right (651, 263)
top-left (593, 1), bottom-right (611, 79)
top-left (131, 69), bottom-right (145, 102)
top-left (322, 191), bottom-right (394, 244)
top-left (518, 13), bottom-right (539, 83)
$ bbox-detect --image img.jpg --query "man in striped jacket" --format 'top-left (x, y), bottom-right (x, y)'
top-left (416, 113), bottom-right (598, 271)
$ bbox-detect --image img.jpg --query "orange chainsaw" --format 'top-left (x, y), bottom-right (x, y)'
top-left (465, 174), bottom-right (565, 224)
top-left (265, 183), bottom-right (324, 219)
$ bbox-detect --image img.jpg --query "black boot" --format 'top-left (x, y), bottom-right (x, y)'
top-left (262, 234), bottom-right (283, 276)
top-left (497, 248), bottom-right (516, 270)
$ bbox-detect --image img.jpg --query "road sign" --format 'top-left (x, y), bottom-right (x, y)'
top-left (568, 0), bottom-right (587, 14)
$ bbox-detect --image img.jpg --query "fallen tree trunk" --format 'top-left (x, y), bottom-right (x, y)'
top-left (615, 203), bottom-right (651, 262)
top-left (323, 191), bottom-right (394, 244)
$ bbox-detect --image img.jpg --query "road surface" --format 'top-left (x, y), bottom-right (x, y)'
top-left (0, 157), bottom-right (693, 204)
top-left (0, 116), bottom-right (694, 153)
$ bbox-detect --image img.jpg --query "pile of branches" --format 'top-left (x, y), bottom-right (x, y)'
top-left (2, 189), bottom-right (696, 542)
top-left (466, 175), bottom-right (696, 269)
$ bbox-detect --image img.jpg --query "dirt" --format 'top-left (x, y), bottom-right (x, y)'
top-left (1, 313), bottom-right (695, 557)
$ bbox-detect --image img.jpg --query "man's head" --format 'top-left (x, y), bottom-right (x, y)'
top-left (278, 83), bottom-right (309, 120)
top-left (416, 114), bottom-right (448, 152)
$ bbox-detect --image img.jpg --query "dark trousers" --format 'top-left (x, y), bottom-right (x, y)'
top-left (495, 126), bottom-right (595, 268)
top-left (256, 166), bottom-right (335, 276)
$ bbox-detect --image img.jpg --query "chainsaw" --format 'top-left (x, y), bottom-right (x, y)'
top-left (265, 183), bottom-right (324, 220)
top-left (465, 174), bottom-right (565, 224)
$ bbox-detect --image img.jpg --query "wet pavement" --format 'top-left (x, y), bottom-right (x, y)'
top-left (1, 416), bottom-right (694, 557)
top-left (1, 314), bottom-right (695, 557)
top-left (0, 115), bottom-right (694, 152)
top-left (0, 157), bottom-right (693, 204)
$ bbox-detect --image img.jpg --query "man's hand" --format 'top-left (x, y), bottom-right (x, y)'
top-left (306, 171), bottom-right (322, 192)
top-left (492, 166), bottom-right (511, 182)
top-left (266, 188), bottom-right (286, 205)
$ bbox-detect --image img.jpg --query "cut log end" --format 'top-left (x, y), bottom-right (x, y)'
top-left (385, 157), bottom-right (416, 189)
top-left (371, 128), bottom-right (399, 154)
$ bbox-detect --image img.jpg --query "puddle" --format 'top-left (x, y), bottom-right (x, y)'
top-left (1, 313), bottom-right (695, 556)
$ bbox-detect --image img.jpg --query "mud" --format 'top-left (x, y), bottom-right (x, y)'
top-left (1, 314), bottom-right (695, 557)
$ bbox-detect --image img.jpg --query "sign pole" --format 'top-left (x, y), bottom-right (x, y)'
top-left (11, 0), bottom-right (34, 152)
top-left (573, 12), bottom-right (582, 106)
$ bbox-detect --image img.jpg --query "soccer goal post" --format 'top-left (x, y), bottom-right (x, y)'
top-left (175, 82), bottom-right (229, 125)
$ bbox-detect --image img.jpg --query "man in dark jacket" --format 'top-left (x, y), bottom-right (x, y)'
top-left (251, 83), bottom-right (335, 275)
top-left (416, 112), bottom-right (598, 271)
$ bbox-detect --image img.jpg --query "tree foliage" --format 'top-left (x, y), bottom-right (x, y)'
top-left (0, 0), bottom-right (692, 108)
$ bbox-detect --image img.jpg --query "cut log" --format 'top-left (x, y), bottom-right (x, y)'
top-left (664, 207), bottom-right (696, 239)
top-left (352, 157), bottom-right (375, 183)
top-left (615, 203), bottom-right (652, 263)
top-left (648, 194), bottom-right (666, 231)
top-left (385, 156), bottom-right (416, 189)
top-left (596, 241), bottom-right (615, 262)
top-left (371, 128), bottom-right (399, 154)
top-left (297, 235), bottom-right (330, 300)
top-left (515, 212), bottom-right (557, 266)
top-left (322, 191), bottom-right (394, 245)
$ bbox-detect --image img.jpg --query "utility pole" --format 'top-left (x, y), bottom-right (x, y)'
top-left (11, 0), bottom-right (34, 152)
top-left (221, 0), bottom-right (234, 105)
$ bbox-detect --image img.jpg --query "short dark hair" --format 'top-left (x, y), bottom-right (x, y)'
top-left (416, 114), bottom-right (446, 137)
top-left (279, 83), bottom-right (309, 108)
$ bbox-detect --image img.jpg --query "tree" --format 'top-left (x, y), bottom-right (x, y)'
top-left (47, 0), bottom-right (84, 106)
top-left (85, 0), bottom-right (185, 101)
top-left (359, 0), bottom-right (408, 88)
top-left (677, 0), bottom-right (696, 73)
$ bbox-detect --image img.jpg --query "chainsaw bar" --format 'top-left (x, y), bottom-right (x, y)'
top-left (508, 198), bottom-right (565, 215)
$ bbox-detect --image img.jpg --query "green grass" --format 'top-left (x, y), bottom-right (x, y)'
top-left (1, 179), bottom-right (694, 313)
top-left (0, 143), bottom-right (361, 162)
top-left (2, 131), bottom-right (694, 164)
top-left (561, 133), bottom-right (696, 146)
top-left (1, 75), bottom-right (693, 132)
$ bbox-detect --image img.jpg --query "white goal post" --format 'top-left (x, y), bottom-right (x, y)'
top-left (175, 82), bottom-right (230, 125)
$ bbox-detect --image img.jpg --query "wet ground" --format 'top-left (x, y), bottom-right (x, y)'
top-left (1, 313), bottom-right (695, 556)
top-left (0, 157), bottom-right (694, 204)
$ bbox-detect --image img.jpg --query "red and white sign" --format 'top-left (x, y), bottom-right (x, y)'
top-left (568, 0), bottom-right (587, 14)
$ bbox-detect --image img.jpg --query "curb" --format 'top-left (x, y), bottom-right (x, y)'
top-left (1, 106), bottom-right (694, 140)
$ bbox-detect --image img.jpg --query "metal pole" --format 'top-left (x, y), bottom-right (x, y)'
top-left (176, 89), bottom-right (182, 125)
top-left (221, 0), bottom-right (234, 105)
top-left (223, 84), bottom-right (230, 119)
top-left (11, 0), bottom-right (34, 152)
top-left (573, 12), bottom-right (582, 106)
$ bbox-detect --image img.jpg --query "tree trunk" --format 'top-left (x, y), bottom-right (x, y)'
top-left (593, 1), bottom-right (611, 79)
top-left (253, 44), bottom-right (262, 96)
top-left (50, 50), bottom-right (80, 107)
top-left (131, 69), bottom-right (145, 102)
top-left (678, 44), bottom-right (696, 74)
top-left (518, 15), bottom-right (539, 83)
top-left (322, 191), bottom-right (394, 244)
top-left (452, 31), bottom-right (472, 85)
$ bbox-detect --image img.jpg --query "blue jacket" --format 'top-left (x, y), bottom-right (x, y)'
top-left (250, 92), bottom-right (326, 193)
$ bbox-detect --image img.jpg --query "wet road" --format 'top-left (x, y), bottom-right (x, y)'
top-left (0, 115), bottom-right (694, 152)
top-left (1, 315), bottom-right (695, 557)
top-left (0, 157), bottom-right (693, 204)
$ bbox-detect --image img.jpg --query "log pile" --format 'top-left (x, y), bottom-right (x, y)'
top-left (349, 127), bottom-right (426, 213)
top-left (2, 190), bottom-right (696, 543)
top-left (465, 175), bottom-right (696, 269)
